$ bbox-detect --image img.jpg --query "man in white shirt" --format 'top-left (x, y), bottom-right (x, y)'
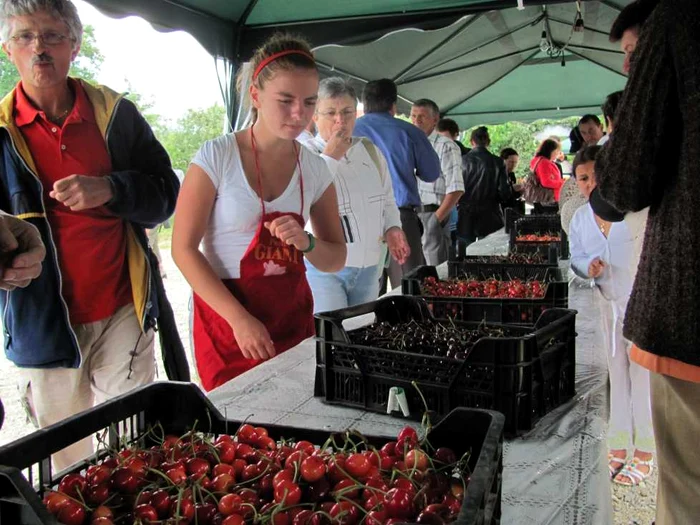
top-left (410, 99), bottom-right (464, 265)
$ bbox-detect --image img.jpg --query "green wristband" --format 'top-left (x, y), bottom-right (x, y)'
top-left (300, 232), bottom-right (315, 253)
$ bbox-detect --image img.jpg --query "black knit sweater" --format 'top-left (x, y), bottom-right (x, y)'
top-left (596, 0), bottom-right (700, 365)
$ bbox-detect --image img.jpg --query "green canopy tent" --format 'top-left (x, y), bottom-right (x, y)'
top-left (82, 0), bottom-right (632, 128)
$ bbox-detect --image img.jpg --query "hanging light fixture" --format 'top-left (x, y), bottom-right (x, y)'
top-left (573, 2), bottom-right (585, 32)
top-left (540, 28), bottom-right (550, 53)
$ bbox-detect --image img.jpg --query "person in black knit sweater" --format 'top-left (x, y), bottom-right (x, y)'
top-left (594, 0), bottom-right (700, 522)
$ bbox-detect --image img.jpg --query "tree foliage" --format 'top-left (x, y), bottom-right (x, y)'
top-left (158, 104), bottom-right (227, 173)
top-left (464, 117), bottom-right (584, 179)
top-left (123, 84), bottom-right (162, 132)
top-left (0, 25), bottom-right (103, 97)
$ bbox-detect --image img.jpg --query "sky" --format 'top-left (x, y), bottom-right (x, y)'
top-left (74, 0), bottom-right (224, 122)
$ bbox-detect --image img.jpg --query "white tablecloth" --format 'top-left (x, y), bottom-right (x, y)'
top-left (208, 229), bottom-right (612, 524)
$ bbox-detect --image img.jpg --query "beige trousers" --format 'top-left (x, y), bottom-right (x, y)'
top-left (651, 372), bottom-right (700, 525)
top-left (18, 304), bottom-right (155, 471)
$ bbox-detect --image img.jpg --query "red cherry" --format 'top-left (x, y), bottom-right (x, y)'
top-left (273, 480), bottom-right (302, 506)
top-left (300, 455), bottom-right (326, 482)
top-left (213, 463), bottom-right (236, 478)
top-left (330, 501), bottom-right (359, 525)
top-left (383, 488), bottom-right (413, 519)
top-left (294, 440), bottom-right (315, 455)
top-left (43, 491), bottom-right (70, 514)
top-left (57, 473), bottom-right (87, 499)
top-left (134, 504), bottom-right (159, 523)
top-left (237, 424), bottom-right (259, 444)
top-left (151, 489), bottom-right (172, 518)
top-left (216, 441), bottom-right (237, 464)
top-left (218, 493), bottom-right (244, 516)
top-left (222, 514), bottom-right (246, 525)
top-left (86, 464), bottom-right (112, 486)
top-left (56, 500), bottom-right (86, 525)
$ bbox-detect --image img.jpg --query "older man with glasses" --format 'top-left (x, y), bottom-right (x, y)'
top-left (300, 77), bottom-right (409, 312)
top-left (0, 0), bottom-right (182, 469)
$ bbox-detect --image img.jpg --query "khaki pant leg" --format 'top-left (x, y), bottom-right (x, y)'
top-left (89, 304), bottom-right (155, 406)
top-left (17, 319), bottom-right (104, 471)
top-left (651, 372), bottom-right (700, 525)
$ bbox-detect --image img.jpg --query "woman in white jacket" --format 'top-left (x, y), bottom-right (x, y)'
top-left (301, 78), bottom-right (410, 312)
top-left (569, 146), bottom-right (654, 487)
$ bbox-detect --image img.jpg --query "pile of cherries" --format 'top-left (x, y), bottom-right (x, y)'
top-left (350, 319), bottom-right (506, 360)
top-left (466, 254), bottom-right (548, 264)
top-left (42, 424), bottom-right (469, 525)
top-left (514, 233), bottom-right (560, 243)
top-left (420, 276), bottom-right (546, 299)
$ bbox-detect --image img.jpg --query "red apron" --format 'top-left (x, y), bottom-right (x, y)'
top-left (193, 129), bottom-right (314, 391)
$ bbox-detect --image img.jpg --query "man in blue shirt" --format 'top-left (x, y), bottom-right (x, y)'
top-left (354, 79), bottom-right (440, 288)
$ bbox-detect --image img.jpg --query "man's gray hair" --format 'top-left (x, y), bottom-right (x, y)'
top-left (0, 0), bottom-right (83, 47)
top-left (318, 77), bottom-right (358, 105)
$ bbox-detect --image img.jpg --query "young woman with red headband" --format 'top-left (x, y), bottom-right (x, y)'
top-left (172, 34), bottom-right (346, 391)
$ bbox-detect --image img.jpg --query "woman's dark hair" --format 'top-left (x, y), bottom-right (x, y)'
top-left (470, 126), bottom-right (490, 147)
top-left (536, 139), bottom-right (560, 160)
top-left (236, 33), bottom-right (316, 122)
top-left (602, 91), bottom-right (624, 127)
top-left (500, 147), bottom-right (519, 160)
top-left (437, 118), bottom-right (459, 137)
top-left (573, 145), bottom-right (602, 177)
top-left (362, 79), bottom-right (398, 113)
top-left (609, 0), bottom-right (659, 42)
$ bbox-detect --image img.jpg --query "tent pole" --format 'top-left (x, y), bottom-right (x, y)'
top-left (399, 13), bottom-right (544, 83)
top-left (392, 14), bottom-right (482, 83)
top-left (440, 49), bottom-right (540, 114)
top-left (402, 46), bottom-right (539, 84)
top-left (566, 48), bottom-right (626, 77)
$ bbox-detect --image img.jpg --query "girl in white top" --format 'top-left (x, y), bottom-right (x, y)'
top-left (300, 78), bottom-right (409, 312)
top-left (569, 146), bottom-right (654, 487)
top-left (171, 35), bottom-right (346, 391)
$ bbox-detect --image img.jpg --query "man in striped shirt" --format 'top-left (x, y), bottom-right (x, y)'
top-left (410, 99), bottom-right (465, 265)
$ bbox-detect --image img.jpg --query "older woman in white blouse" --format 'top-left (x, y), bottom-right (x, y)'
top-left (301, 78), bottom-right (409, 312)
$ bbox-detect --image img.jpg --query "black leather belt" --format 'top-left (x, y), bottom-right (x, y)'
top-left (399, 204), bottom-right (440, 213)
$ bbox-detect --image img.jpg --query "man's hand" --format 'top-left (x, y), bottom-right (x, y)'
top-left (385, 227), bottom-right (410, 265)
top-left (322, 124), bottom-right (353, 161)
top-left (588, 257), bottom-right (606, 279)
top-left (50, 175), bottom-right (114, 211)
top-left (0, 215), bottom-right (46, 291)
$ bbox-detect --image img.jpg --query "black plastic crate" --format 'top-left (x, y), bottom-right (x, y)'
top-left (0, 382), bottom-right (504, 525)
top-left (510, 216), bottom-right (570, 259)
top-left (315, 296), bottom-right (577, 436)
top-left (502, 205), bottom-right (526, 234)
top-left (447, 253), bottom-right (558, 278)
top-left (402, 265), bottom-right (568, 324)
top-left (504, 208), bottom-right (524, 234)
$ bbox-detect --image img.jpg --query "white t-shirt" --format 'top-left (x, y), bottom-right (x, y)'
top-left (191, 133), bottom-right (334, 279)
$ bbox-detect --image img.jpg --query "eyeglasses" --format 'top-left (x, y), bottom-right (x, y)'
top-left (317, 109), bottom-right (356, 120)
top-left (10, 31), bottom-right (72, 47)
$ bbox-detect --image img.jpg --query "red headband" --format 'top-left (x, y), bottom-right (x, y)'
top-left (252, 50), bottom-right (315, 81)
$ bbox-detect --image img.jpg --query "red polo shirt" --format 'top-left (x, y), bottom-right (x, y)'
top-left (15, 80), bottom-right (132, 325)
